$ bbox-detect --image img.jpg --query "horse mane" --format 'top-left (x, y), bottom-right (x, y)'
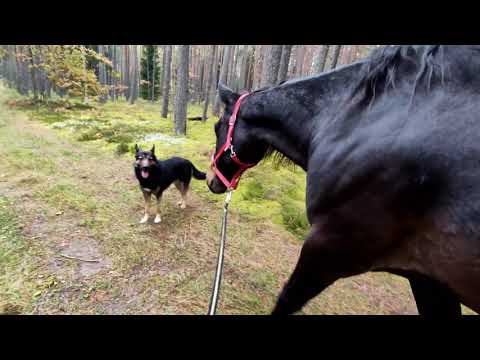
top-left (264, 145), bottom-right (298, 170)
top-left (356, 45), bottom-right (446, 106)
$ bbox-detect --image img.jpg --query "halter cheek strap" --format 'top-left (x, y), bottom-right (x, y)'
top-left (211, 93), bottom-right (257, 190)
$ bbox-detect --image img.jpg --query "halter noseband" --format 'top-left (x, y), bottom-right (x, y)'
top-left (211, 93), bottom-right (257, 190)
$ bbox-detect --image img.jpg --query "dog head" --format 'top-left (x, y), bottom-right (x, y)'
top-left (134, 144), bottom-right (158, 179)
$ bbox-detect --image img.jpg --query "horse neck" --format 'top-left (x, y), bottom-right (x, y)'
top-left (243, 90), bottom-right (312, 169)
top-left (244, 65), bottom-right (363, 170)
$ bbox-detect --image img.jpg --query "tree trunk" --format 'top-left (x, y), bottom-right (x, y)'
top-left (261, 45), bottom-right (282, 87)
top-left (202, 45), bottom-right (217, 121)
top-left (277, 45), bottom-right (292, 83)
top-left (123, 45), bottom-right (130, 100)
top-left (197, 56), bottom-right (205, 104)
top-left (128, 45), bottom-right (139, 104)
top-left (314, 45), bottom-right (329, 73)
top-left (228, 45), bottom-right (239, 90)
top-left (330, 45), bottom-right (342, 69)
top-left (27, 46), bottom-right (38, 100)
top-left (202, 47), bottom-right (210, 101)
top-left (303, 46), bottom-right (315, 75)
top-left (252, 45), bottom-right (265, 90)
top-left (174, 45), bottom-right (189, 136)
top-left (14, 46), bottom-right (24, 95)
top-left (347, 45), bottom-right (359, 63)
top-left (151, 46), bottom-right (157, 102)
top-left (213, 45), bottom-right (232, 116)
top-left (294, 45), bottom-right (306, 77)
top-left (110, 45), bottom-right (117, 101)
top-left (339, 45), bottom-right (349, 65)
top-left (246, 48), bottom-right (255, 91)
top-left (98, 45), bottom-right (108, 103)
top-left (159, 45), bottom-right (166, 97)
top-left (238, 45), bottom-right (249, 91)
top-left (161, 45), bottom-right (172, 118)
top-left (145, 46), bottom-right (151, 100)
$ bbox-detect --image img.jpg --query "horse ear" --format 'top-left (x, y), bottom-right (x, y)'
top-left (218, 82), bottom-right (239, 106)
top-left (135, 144), bottom-right (140, 153)
top-left (150, 144), bottom-right (155, 154)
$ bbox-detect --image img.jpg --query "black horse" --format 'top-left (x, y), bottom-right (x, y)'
top-left (207, 45), bottom-right (480, 315)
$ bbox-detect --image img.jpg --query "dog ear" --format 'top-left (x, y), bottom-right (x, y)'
top-left (135, 144), bottom-right (140, 153)
top-left (150, 144), bottom-right (155, 155)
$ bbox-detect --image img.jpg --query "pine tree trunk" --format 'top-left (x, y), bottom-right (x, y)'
top-left (213, 45), bottom-right (232, 116)
top-left (230, 45), bottom-right (239, 90)
top-left (35, 46), bottom-right (46, 99)
top-left (252, 45), bottom-right (265, 90)
top-left (277, 45), bottom-right (292, 83)
top-left (159, 45), bottom-right (166, 97)
top-left (151, 46), bottom-right (157, 102)
top-left (174, 45), bottom-right (189, 135)
top-left (238, 45), bottom-right (249, 91)
top-left (315, 45), bottom-right (329, 73)
top-left (161, 45), bottom-right (172, 118)
top-left (261, 45), bottom-right (282, 87)
top-left (246, 48), bottom-right (255, 91)
top-left (348, 45), bottom-right (359, 63)
top-left (339, 45), bottom-right (349, 65)
top-left (145, 46), bottom-right (151, 100)
top-left (303, 46), bottom-right (314, 75)
top-left (197, 56), bottom-right (205, 104)
top-left (128, 46), bottom-right (139, 104)
top-left (202, 45), bottom-right (217, 121)
top-left (98, 45), bottom-right (108, 103)
top-left (14, 46), bottom-right (24, 95)
top-left (110, 45), bottom-right (117, 101)
top-left (27, 46), bottom-right (38, 100)
top-left (123, 45), bottom-right (130, 100)
top-left (294, 45), bottom-right (306, 77)
top-left (202, 47), bottom-right (210, 101)
top-left (330, 45), bottom-right (342, 69)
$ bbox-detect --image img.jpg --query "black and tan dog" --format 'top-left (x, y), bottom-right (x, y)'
top-left (134, 144), bottom-right (206, 224)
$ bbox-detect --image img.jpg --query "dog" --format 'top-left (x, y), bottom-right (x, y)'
top-left (133, 144), bottom-right (206, 224)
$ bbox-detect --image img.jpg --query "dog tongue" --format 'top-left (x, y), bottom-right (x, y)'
top-left (141, 170), bottom-right (149, 179)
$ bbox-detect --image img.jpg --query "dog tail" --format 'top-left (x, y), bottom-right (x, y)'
top-left (191, 164), bottom-right (207, 180)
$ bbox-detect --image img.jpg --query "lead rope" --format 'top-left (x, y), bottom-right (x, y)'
top-left (207, 190), bottom-right (233, 315)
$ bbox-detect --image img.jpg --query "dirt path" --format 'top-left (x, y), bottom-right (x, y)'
top-left (0, 96), bottom-right (427, 315)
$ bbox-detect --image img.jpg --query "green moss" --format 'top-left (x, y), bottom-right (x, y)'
top-left (115, 142), bottom-right (130, 155)
top-left (279, 196), bottom-right (309, 239)
top-left (77, 128), bottom-right (101, 141)
top-left (241, 178), bottom-right (266, 201)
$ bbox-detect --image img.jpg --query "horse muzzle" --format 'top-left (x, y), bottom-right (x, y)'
top-left (206, 167), bottom-right (228, 194)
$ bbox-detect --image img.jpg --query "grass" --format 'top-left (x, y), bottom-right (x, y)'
top-left (0, 195), bottom-right (45, 314)
top-left (0, 83), bottom-right (476, 315)
top-left (7, 88), bottom-right (310, 240)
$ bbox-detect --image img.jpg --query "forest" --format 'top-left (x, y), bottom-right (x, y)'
top-left (0, 45), bottom-right (379, 132)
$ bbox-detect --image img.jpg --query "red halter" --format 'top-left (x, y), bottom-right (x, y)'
top-left (211, 93), bottom-right (257, 190)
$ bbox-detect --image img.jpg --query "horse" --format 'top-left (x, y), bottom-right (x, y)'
top-left (206, 45), bottom-right (480, 315)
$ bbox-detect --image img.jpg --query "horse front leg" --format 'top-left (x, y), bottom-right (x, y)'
top-left (272, 225), bottom-right (366, 315)
top-left (407, 273), bottom-right (462, 316)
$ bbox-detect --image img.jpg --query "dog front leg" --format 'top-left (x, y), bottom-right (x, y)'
top-left (154, 193), bottom-right (162, 223)
top-left (140, 191), bottom-right (151, 224)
